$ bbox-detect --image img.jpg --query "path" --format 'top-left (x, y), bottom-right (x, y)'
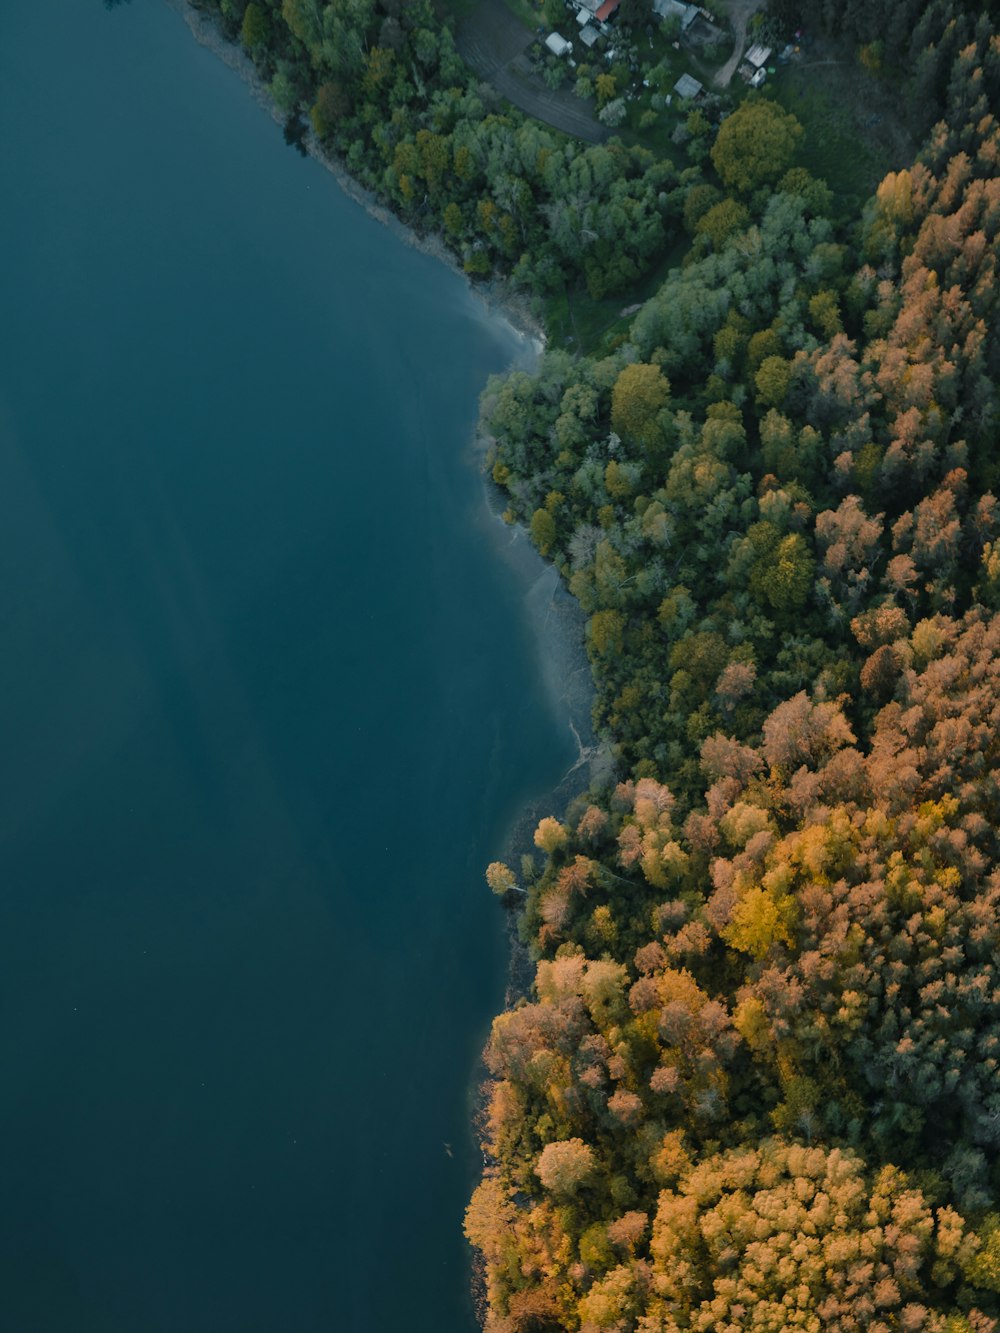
top-left (712, 0), bottom-right (762, 88)
top-left (456, 0), bottom-right (610, 143)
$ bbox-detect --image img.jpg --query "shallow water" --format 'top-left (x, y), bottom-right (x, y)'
top-left (0, 4), bottom-right (574, 1329)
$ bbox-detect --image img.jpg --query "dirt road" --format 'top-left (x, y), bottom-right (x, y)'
top-left (456, 0), bottom-right (610, 143)
top-left (712, 0), bottom-right (761, 87)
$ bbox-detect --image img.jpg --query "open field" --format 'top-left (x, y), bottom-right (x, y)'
top-left (768, 40), bottom-right (916, 208)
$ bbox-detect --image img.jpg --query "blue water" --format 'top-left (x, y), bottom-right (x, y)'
top-left (0, 3), bottom-right (573, 1329)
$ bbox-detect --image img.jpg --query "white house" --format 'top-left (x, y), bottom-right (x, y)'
top-left (545, 31), bottom-right (573, 56)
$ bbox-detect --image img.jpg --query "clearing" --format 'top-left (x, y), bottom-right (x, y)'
top-left (455, 0), bottom-right (610, 142)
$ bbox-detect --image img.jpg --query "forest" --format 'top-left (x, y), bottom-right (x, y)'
top-left (194, 0), bottom-right (1000, 1327)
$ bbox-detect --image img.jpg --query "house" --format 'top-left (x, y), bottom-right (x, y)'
top-left (579, 24), bottom-right (600, 46)
top-left (652, 0), bottom-right (699, 29)
top-left (738, 43), bottom-right (772, 84)
top-left (594, 0), bottom-right (620, 23)
top-left (545, 31), bottom-right (573, 56)
top-left (673, 72), bottom-right (703, 100)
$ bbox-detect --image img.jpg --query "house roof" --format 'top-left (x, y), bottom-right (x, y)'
top-left (595, 0), bottom-right (620, 23)
top-left (580, 23), bottom-right (600, 44)
top-left (673, 72), bottom-right (703, 98)
top-left (745, 43), bottom-right (772, 66)
top-left (653, 0), bottom-right (698, 23)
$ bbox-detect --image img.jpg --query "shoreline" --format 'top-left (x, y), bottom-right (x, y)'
top-left (168, 0), bottom-right (548, 351)
top-left (168, 0), bottom-right (610, 945)
top-left (166, 7), bottom-right (609, 1320)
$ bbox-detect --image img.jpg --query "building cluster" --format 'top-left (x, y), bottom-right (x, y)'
top-left (546, 0), bottom-right (712, 60)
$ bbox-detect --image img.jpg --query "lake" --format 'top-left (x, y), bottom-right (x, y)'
top-left (0, 3), bottom-right (575, 1329)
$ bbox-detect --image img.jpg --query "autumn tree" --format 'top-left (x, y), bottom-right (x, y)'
top-left (648, 1140), bottom-right (984, 1328)
top-left (610, 363), bottom-right (670, 445)
top-left (535, 1137), bottom-right (595, 1196)
top-left (710, 99), bottom-right (804, 194)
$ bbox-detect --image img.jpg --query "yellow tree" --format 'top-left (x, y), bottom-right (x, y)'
top-left (611, 363), bottom-right (671, 444)
top-left (710, 99), bottom-right (804, 193)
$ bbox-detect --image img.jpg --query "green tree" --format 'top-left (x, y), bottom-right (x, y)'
top-left (589, 608), bottom-right (625, 658)
top-left (744, 522), bottom-right (814, 612)
top-left (696, 198), bottom-right (750, 249)
top-left (530, 507), bottom-right (557, 554)
top-left (310, 81), bottom-right (351, 138)
top-left (282, 0), bottom-right (323, 53)
top-left (754, 354), bottom-right (792, 407)
top-left (241, 2), bottom-right (269, 47)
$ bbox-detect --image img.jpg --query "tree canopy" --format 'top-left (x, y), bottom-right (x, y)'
top-left (710, 98), bottom-right (805, 194)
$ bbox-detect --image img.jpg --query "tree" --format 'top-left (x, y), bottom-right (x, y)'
top-left (535, 1138), bottom-right (595, 1195)
top-left (310, 81), bottom-right (352, 138)
top-left (241, 2), bottom-right (269, 47)
top-left (530, 507), bottom-right (557, 554)
top-left (695, 198), bottom-right (750, 249)
top-left (282, 0), bottom-right (323, 53)
top-left (589, 608), bottom-right (625, 658)
top-left (610, 363), bottom-right (670, 443)
top-left (598, 98), bottom-right (627, 129)
top-left (485, 861), bottom-right (520, 897)
top-left (649, 1140), bottom-right (981, 1327)
top-left (754, 353), bottom-right (792, 407)
top-left (534, 817), bottom-right (568, 854)
top-left (595, 73), bottom-right (617, 109)
top-left (710, 99), bottom-right (804, 193)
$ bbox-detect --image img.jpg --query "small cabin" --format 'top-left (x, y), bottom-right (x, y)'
top-left (673, 72), bottom-right (704, 101)
top-left (739, 43), bottom-right (772, 85)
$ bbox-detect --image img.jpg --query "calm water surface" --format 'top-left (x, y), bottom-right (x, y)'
top-left (0, 4), bottom-right (574, 1329)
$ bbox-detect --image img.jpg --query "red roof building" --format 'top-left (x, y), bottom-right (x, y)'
top-left (595, 0), bottom-right (620, 22)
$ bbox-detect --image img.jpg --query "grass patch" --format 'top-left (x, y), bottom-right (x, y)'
top-left (767, 54), bottom-right (914, 212)
top-left (503, 0), bottom-right (541, 34)
top-left (543, 226), bottom-right (691, 355)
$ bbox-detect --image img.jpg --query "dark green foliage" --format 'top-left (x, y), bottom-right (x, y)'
top-left (198, 0), bottom-right (682, 303)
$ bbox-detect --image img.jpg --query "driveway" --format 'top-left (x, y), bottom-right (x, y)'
top-left (456, 0), bottom-right (610, 143)
top-left (712, 0), bottom-right (762, 87)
